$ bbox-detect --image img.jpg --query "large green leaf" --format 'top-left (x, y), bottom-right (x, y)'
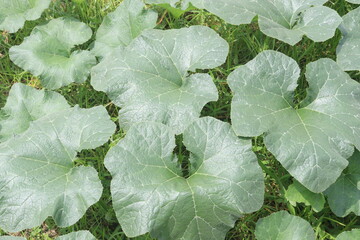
top-left (91, 26), bottom-right (228, 134)
top-left (0, 83), bottom-right (69, 142)
top-left (336, 229), bottom-right (360, 240)
top-left (0, 102), bottom-right (116, 232)
top-left (105, 117), bottom-right (264, 240)
top-left (255, 211), bottom-right (315, 240)
top-left (325, 150), bottom-right (360, 217)
top-left (228, 50), bottom-right (360, 193)
top-left (337, 7), bottom-right (360, 71)
top-left (92, 0), bottom-right (157, 58)
top-left (146, 0), bottom-right (342, 45)
top-left (285, 180), bottom-right (325, 212)
top-left (9, 18), bottom-right (96, 90)
top-left (0, 0), bottom-right (51, 33)
top-left (56, 231), bottom-right (96, 240)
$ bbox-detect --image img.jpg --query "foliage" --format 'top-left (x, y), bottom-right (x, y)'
top-left (285, 180), bottom-right (325, 212)
top-left (346, 0), bottom-right (360, 3)
top-left (0, 0), bottom-right (360, 239)
top-left (105, 117), bottom-right (264, 239)
top-left (228, 50), bottom-right (360, 193)
top-left (147, 0), bottom-right (342, 45)
top-left (337, 7), bottom-right (360, 71)
top-left (0, 0), bottom-right (51, 33)
top-left (336, 229), bottom-right (360, 240)
top-left (92, 0), bottom-right (158, 58)
top-left (91, 26), bottom-right (228, 134)
top-left (325, 150), bottom-right (360, 217)
top-left (0, 237), bottom-right (26, 240)
top-left (255, 211), bottom-right (315, 240)
top-left (56, 231), bottom-right (96, 240)
top-left (0, 83), bottom-right (69, 142)
top-left (0, 84), bottom-right (116, 232)
top-left (9, 18), bottom-right (96, 90)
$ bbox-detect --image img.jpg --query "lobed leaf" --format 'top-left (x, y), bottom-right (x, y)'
top-left (336, 229), bottom-right (360, 240)
top-left (92, 0), bottom-right (157, 58)
top-left (56, 231), bottom-right (96, 240)
top-left (228, 50), bottom-right (360, 193)
top-left (145, 0), bottom-right (342, 45)
top-left (9, 18), bottom-right (96, 90)
top-left (255, 211), bottom-right (315, 240)
top-left (0, 85), bottom-right (116, 232)
top-left (337, 7), bottom-right (360, 71)
top-left (0, 83), bottom-right (69, 142)
top-left (91, 26), bottom-right (228, 134)
top-left (0, 0), bottom-right (51, 33)
top-left (285, 180), bottom-right (325, 212)
top-left (105, 117), bottom-right (264, 240)
top-left (325, 150), bottom-right (360, 217)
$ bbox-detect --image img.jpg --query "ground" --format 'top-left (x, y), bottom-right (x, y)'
top-left (0, 0), bottom-right (359, 239)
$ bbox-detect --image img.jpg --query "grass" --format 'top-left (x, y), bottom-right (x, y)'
top-left (0, 0), bottom-right (360, 239)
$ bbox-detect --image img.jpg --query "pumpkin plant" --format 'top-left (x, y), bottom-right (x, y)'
top-left (0, 0), bottom-right (359, 239)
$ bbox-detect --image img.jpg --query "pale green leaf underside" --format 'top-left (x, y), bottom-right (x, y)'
top-left (285, 180), bottom-right (325, 212)
top-left (228, 50), bottom-right (360, 193)
top-left (91, 26), bottom-right (228, 134)
top-left (9, 17), bottom-right (96, 90)
top-left (56, 231), bottom-right (96, 240)
top-left (0, 0), bottom-right (51, 33)
top-left (255, 211), bottom-right (315, 240)
top-left (325, 150), bottom-right (360, 217)
top-left (0, 105), bottom-right (116, 232)
top-left (337, 7), bottom-right (360, 71)
top-left (0, 83), bottom-right (70, 142)
top-left (336, 229), bottom-right (360, 240)
top-left (105, 117), bottom-right (264, 240)
top-left (146, 0), bottom-right (341, 45)
top-left (92, 0), bottom-right (157, 58)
